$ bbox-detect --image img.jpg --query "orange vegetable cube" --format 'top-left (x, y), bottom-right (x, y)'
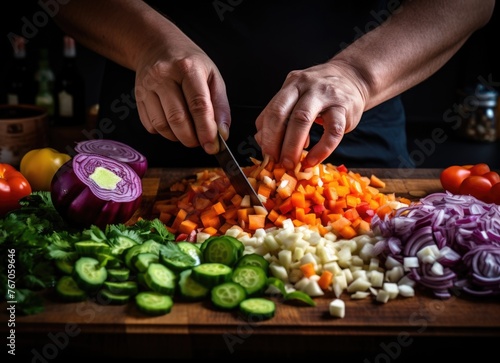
top-left (300, 262), bottom-right (316, 278)
top-left (317, 270), bottom-right (333, 290)
top-left (178, 219), bottom-right (198, 235)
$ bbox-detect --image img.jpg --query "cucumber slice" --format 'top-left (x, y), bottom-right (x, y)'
top-left (160, 247), bottom-right (198, 273)
top-left (98, 289), bottom-right (132, 305)
top-left (191, 263), bottom-right (233, 288)
top-left (133, 252), bottom-right (159, 272)
top-left (235, 253), bottom-right (270, 272)
top-left (55, 259), bottom-right (74, 275)
top-left (231, 265), bottom-right (268, 296)
top-left (144, 263), bottom-right (177, 295)
top-left (135, 292), bottom-right (173, 316)
top-left (106, 268), bottom-right (130, 282)
top-left (177, 241), bottom-right (202, 265)
top-left (178, 269), bottom-right (210, 301)
top-left (55, 276), bottom-right (87, 302)
top-left (239, 297), bottom-right (276, 320)
top-left (104, 281), bottom-right (139, 296)
top-left (74, 241), bottom-right (111, 256)
top-left (72, 256), bottom-right (107, 292)
top-left (202, 236), bottom-right (242, 267)
top-left (211, 282), bottom-right (247, 310)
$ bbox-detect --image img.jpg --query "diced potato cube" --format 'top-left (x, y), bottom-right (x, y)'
top-left (359, 243), bottom-right (375, 262)
top-left (351, 269), bottom-right (367, 281)
top-left (342, 268), bottom-right (353, 284)
top-left (417, 245), bottom-right (440, 264)
top-left (263, 234), bottom-right (280, 251)
top-left (269, 263), bottom-right (288, 281)
top-left (368, 257), bottom-right (380, 271)
top-left (385, 265), bottom-right (404, 282)
top-left (278, 250), bottom-right (293, 270)
top-left (369, 270), bottom-right (384, 288)
top-left (403, 257), bottom-right (419, 271)
top-left (376, 289), bottom-right (390, 303)
top-left (350, 291), bottom-right (370, 299)
top-left (303, 279), bottom-right (324, 297)
top-left (382, 282), bottom-right (399, 299)
top-left (397, 274), bottom-right (416, 287)
top-left (398, 284), bottom-right (415, 297)
top-left (334, 273), bottom-right (348, 290)
top-left (347, 277), bottom-right (371, 293)
top-left (323, 261), bottom-right (342, 276)
top-left (332, 281), bottom-right (344, 298)
top-left (385, 255), bottom-right (402, 269)
top-left (329, 299), bottom-right (345, 318)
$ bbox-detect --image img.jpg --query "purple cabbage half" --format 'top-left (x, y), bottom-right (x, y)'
top-left (74, 139), bottom-right (148, 178)
top-left (51, 153), bottom-right (143, 229)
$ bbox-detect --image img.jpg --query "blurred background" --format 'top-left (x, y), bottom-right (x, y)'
top-left (1, 2), bottom-right (499, 169)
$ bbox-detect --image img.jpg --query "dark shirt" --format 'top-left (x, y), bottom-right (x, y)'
top-left (97, 0), bottom-right (414, 168)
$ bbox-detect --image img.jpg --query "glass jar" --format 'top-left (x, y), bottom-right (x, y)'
top-left (458, 83), bottom-right (498, 142)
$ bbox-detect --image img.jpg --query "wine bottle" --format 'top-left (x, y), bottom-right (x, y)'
top-left (35, 47), bottom-right (55, 119)
top-left (54, 36), bottom-right (86, 126)
top-left (5, 36), bottom-right (35, 105)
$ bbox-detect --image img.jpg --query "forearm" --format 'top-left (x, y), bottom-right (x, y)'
top-left (333, 0), bottom-right (495, 111)
top-left (52, 0), bottom-right (190, 71)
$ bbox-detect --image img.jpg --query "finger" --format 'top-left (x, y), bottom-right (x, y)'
top-left (279, 93), bottom-right (324, 169)
top-left (181, 69), bottom-right (219, 154)
top-left (209, 73), bottom-right (231, 140)
top-left (303, 107), bottom-right (346, 168)
top-left (255, 87), bottom-right (300, 162)
top-left (155, 80), bottom-right (200, 147)
top-left (136, 88), bottom-right (179, 141)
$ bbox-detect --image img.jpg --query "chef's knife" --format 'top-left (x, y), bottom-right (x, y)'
top-left (215, 132), bottom-right (267, 211)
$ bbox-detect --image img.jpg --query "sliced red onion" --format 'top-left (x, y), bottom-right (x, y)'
top-left (51, 153), bottom-right (143, 229)
top-left (371, 192), bottom-right (500, 298)
top-left (74, 139), bottom-right (148, 178)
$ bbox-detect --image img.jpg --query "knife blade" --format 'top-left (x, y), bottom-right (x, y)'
top-left (215, 132), bottom-right (267, 211)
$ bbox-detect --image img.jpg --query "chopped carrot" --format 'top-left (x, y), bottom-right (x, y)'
top-left (248, 214), bottom-right (266, 230)
top-left (300, 262), bottom-right (316, 278)
top-left (212, 201), bottom-right (226, 215)
top-left (317, 270), bottom-right (333, 290)
top-left (178, 219), bottom-right (198, 235)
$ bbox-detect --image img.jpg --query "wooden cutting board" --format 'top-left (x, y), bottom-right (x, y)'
top-left (3, 168), bottom-right (499, 360)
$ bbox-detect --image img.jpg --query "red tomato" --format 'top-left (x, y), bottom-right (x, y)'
top-left (0, 163), bottom-right (32, 216)
top-left (458, 175), bottom-right (492, 200)
top-left (469, 163), bottom-right (491, 176)
top-left (482, 171), bottom-right (500, 186)
top-left (440, 165), bottom-right (471, 194)
top-left (489, 182), bottom-right (500, 204)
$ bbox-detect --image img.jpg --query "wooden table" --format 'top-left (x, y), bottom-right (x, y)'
top-left (3, 168), bottom-right (500, 361)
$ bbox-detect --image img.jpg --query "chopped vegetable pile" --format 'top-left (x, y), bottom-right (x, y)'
top-left (154, 154), bottom-right (406, 239)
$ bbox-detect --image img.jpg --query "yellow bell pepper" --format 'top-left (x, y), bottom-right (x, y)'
top-left (20, 148), bottom-right (72, 191)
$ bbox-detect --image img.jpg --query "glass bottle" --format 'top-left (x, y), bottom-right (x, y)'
top-left (5, 36), bottom-right (35, 105)
top-left (54, 36), bottom-right (86, 126)
top-left (35, 48), bottom-right (55, 119)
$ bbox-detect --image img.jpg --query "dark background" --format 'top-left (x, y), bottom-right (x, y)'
top-left (1, 2), bottom-right (499, 169)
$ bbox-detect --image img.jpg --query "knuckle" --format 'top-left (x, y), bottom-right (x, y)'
top-left (188, 94), bottom-right (211, 116)
top-left (290, 109), bottom-right (314, 126)
top-left (165, 108), bottom-right (188, 128)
